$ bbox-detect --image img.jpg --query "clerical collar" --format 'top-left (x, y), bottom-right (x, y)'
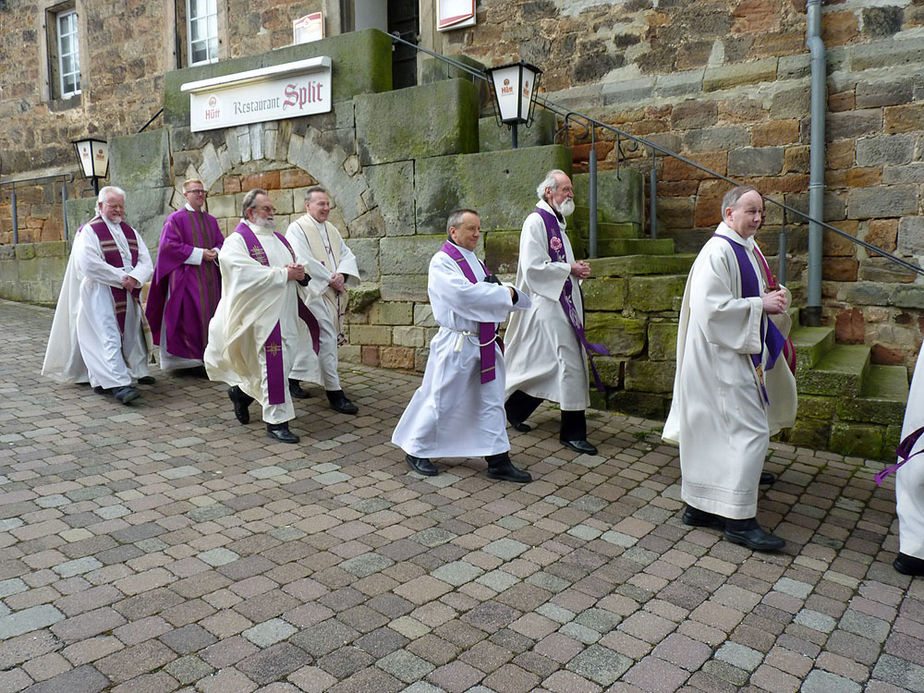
top-left (716, 221), bottom-right (754, 249)
top-left (448, 240), bottom-right (477, 258)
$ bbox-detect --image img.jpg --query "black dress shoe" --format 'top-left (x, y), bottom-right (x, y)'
top-left (266, 423), bottom-right (299, 444)
top-left (724, 519), bottom-right (785, 551)
top-left (405, 454), bottom-right (438, 476)
top-left (289, 378), bottom-right (311, 399)
top-left (113, 386), bottom-right (140, 404)
top-left (760, 471), bottom-right (776, 485)
top-left (327, 390), bottom-right (359, 415)
top-left (486, 454), bottom-right (532, 483)
top-left (228, 386), bottom-right (252, 425)
top-left (138, 376), bottom-right (156, 385)
top-left (94, 386), bottom-right (108, 395)
top-left (507, 416), bottom-right (532, 433)
top-left (561, 439), bottom-right (598, 455)
top-left (894, 552), bottom-right (924, 577)
top-left (682, 505), bottom-right (726, 530)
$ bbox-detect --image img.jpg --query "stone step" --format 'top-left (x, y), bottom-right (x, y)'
top-left (836, 364), bottom-right (909, 425)
top-left (789, 326), bottom-right (835, 372)
top-left (591, 254), bottom-right (696, 278)
top-left (797, 343), bottom-right (871, 397)
top-left (573, 221), bottom-right (643, 240)
top-left (586, 238), bottom-right (675, 257)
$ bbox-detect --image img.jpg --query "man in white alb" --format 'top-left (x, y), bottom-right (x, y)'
top-left (205, 189), bottom-right (325, 444)
top-left (504, 169), bottom-right (600, 455)
top-left (286, 186), bottom-right (360, 415)
top-left (392, 209), bottom-right (533, 482)
top-left (42, 186), bottom-right (154, 404)
top-left (662, 186), bottom-right (797, 551)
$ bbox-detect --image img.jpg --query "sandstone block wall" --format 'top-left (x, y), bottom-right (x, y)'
top-left (452, 0), bottom-right (924, 367)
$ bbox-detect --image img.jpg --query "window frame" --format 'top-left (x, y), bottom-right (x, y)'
top-left (186, 0), bottom-right (219, 66)
top-left (56, 8), bottom-right (81, 98)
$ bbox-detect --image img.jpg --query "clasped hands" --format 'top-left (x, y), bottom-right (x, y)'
top-left (570, 261), bottom-right (591, 280)
top-left (762, 288), bottom-right (787, 315)
top-left (286, 263), bottom-right (306, 282)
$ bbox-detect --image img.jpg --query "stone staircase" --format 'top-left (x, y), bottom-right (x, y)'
top-left (788, 324), bottom-right (908, 459)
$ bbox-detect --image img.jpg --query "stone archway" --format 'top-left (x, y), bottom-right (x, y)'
top-left (172, 120), bottom-right (386, 283)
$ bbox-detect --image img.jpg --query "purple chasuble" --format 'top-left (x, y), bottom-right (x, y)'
top-left (533, 209), bottom-right (610, 391)
top-left (234, 222), bottom-right (320, 405)
top-left (713, 233), bottom-right (786, 404)
top-left (440, 241), bottom-right (498, 384)
top-left (145, 208), bottom-right (223, 360)
top-left (88, 218), bottom-right (141, 336)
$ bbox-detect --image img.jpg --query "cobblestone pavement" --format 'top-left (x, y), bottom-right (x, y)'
top-left (1, 298), bottom-right (923, 693)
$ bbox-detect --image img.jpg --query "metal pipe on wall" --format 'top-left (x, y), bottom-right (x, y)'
top-left (806, 0), bottom-right (826, 326)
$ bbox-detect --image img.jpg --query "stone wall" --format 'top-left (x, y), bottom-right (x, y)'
top-left (440, 0), bottom-right (924, 368)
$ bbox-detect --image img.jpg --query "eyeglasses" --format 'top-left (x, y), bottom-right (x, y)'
top-left (256, 205), bottom-right (275, 213)
top-left (185, 189), bottom-right (206, 195)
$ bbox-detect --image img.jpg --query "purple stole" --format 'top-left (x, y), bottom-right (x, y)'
top-left (234, 223), bottom-right (321, 405)
top-left (440, 241), bottom-right (498, 384)
top-left (88, 218), bottom-right (141, 336)
top-left (713, 233), bottom-right (786, 404)
top-left (533, 209), bottom-right (610, 391)
top-left (875, 427), bottom-right (924, 486)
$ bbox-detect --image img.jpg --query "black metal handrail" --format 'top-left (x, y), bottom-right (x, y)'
top-left (388, 31), bottom-right (924, 280)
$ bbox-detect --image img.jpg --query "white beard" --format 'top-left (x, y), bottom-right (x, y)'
top-left (253, 217), bottom-right (276, 232)
top-left (555, 198), bottom-right (575, 217)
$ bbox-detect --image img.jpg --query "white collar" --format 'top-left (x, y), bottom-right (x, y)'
top-left (716, 221), bottom-right (755, 250)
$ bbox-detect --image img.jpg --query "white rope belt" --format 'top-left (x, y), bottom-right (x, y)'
top-left (443, 326), bottom-right (497, 352)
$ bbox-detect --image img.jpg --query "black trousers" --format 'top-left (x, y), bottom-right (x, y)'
top-left (505, 389), bottom-right (587, 441)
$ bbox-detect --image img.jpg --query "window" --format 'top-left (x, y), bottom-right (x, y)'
top-left (46, 2), bottom-right (81, 102)
top-left (187, 0), bottom-right (218, 66)
top-left (56, 9), bottom-right (80, 97)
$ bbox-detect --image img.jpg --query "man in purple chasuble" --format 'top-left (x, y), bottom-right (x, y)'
top-left (392, 209), bottom-right (533, 482)
top-left (42, 186), bottom-right (154, 405)
top-left (204, 189), bottom-right (325, 444)
top-left (145, 178), bottom-right (223, 375)
top-left (662, 186), bottom-right (797, 552)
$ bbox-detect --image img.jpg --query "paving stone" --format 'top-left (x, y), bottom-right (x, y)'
top-left (377, 649), bottom-right (436, 682)
top-left (0, 604), bottom-right (65, 639)
top-left (872, 654), bottom-right (924, 693)
top-left (18, 664), bottom-right (110, 692)
top-left (802, 668), bottom-right (863, 693)
top-left (237, 642), bottom-right (312, 685)
top-left (567, 644), bottom-right (633, 686)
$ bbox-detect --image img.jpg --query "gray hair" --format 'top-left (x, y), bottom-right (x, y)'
top-left (721, 185), bottom-right (762, 216)
top-left (241, 188), bottom-right (269, 218)
top-left (304, 186), bottom-right (328, 203)
top-left (97, 185), bottom-right (126, 206)
top-left (446, 208), bottom-right (479, 240)
top-left (537, 169), bottom-right (567, 202)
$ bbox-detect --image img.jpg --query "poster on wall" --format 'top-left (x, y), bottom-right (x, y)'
top-left (294, 12), bottom-right (324, 44)
top-left (438, 0), bottom-right (476, 31)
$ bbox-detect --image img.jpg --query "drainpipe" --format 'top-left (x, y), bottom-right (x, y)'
top-left (805, 0), bottom-right (826, 326)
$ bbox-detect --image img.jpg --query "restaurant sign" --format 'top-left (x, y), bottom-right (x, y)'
top-left (181, 57), bottom-right (332, 132)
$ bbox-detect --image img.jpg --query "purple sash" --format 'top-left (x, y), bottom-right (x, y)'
top-left (534, 209), bottom-right (610, 391)
top-left (714, 233), bottom-right (786, 404)
top-left (89, 218), bottom-right (141, 336)
top-left (234, 223), bottom-right (320, 405)
top-left (440, 241), bottom-right (498, 384)
top-left (875, 426), bottom-right (924, 486)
